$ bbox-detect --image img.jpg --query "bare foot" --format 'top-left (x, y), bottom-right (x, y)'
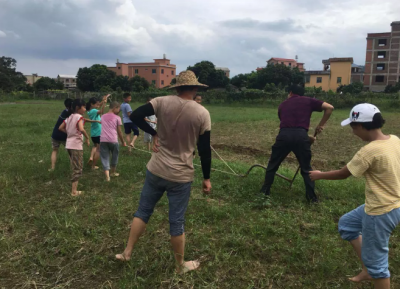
top-left (87, 159), bottom-right (93, 165)
top-left (48, 168), bottom-right (54, 172)
top-left (91, 166), bottom-right (99, 170)
top-left (349, 269), bottom-right (373, 283)
top-left (177, 260), bottom-right (200, 274)
top-left (106, 177), bottom-right (111, 182)
top-left (71, 191), bottom-right (83, 197)
top-left (115, 252), bottom-right (131, 262)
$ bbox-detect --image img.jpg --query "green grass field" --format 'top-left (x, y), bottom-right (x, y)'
top-left (1, 101), bottom-right (400, 289)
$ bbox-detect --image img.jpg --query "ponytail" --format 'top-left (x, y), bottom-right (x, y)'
top-left (86, 97), bottom-right (98, 111)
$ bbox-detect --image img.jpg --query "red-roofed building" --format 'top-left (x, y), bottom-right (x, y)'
top-left (107, 54), bottom-right (176, 88)
top-left (266, 57), bottom-right (305, 72)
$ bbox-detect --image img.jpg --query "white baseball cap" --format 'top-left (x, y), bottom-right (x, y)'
top-left (341, 103), bottom-right (381, 127)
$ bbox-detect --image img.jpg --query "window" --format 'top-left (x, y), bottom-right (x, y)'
top-left (152, 80), bottom-right (156, 85)
top-left (66, 79), bottom-right (69, 83)
top-left (375, 75), bottom-right (384, 82)
top-left (377, 51), bottom-right (386, 59)
top-left (66, 84), bottom-right (69, 87)
top-left (317, 77), bottom-right (322, 83)
top-left (135, 69), bottom-right (139, 74)
top-left (337, 77), bottom-right (342, 84)
top-left (378, 39), bottom-right (387, 46)
top-left (72, 79), bottom-right (75, 82)
top-left (118, 67), bottom-right (121, 70)
top-left (289, 63), bottom-right (292, 67)
top-left (305, 75), bottom-right (310, 83)
top-left (152, 69), bottom-right (156, 74)
top-left (377, 63), bottom-right (385, 71)
top-left (172, 70), bottom-right (175, 75)
top-left (281, 62), bottom-right (284, 64)
top-left (161, 80), bottom-right (164, 85)
top-left (161, 69), bottom-right (164, 74)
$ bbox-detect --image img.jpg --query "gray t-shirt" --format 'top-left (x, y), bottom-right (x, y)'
top-left (120, 102), bottom-right (132, 123)
top-left (147, 95), bottom-right (211, 183)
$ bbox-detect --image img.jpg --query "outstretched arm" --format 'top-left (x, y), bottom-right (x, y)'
top-left (130, 103), bottom-right (157, 136)
top-left (84, 118), bottom-right (101, 124)
top-left (315, 102), bottom-right (334, 134)
top-left (310, 166), bottom-right (351, 181)
top-left (98, 94), bottom-right (110, 115)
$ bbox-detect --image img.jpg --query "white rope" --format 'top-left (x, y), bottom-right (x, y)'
top-left (210, 145), bottom-right (240, 176)
top-left (193, 163), bottom-right (239, 176)
top-left (130, 146), bottom-right (239, 177)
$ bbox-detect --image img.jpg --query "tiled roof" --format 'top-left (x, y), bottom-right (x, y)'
top-left (268, 58), bottom-right (297, 62)
top-left (58, 74), bottom-right (76, 78)
top-left (304, 71), bottom-right (330, 75)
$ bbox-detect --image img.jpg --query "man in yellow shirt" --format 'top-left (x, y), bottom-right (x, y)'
top-left (310, 103), bottom-right (400, 289)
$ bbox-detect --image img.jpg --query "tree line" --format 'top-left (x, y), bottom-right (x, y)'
top-left (2, 55), bottom-right (400, 94)
top-left (0, 56), bottom-right (64, 92)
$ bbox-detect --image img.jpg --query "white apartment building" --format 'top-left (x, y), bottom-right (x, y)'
top-left (57, 74), bottom-right (77, 89)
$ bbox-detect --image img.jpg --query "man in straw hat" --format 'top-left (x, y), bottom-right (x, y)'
top-left (116, 70), bottom-right (212, 274)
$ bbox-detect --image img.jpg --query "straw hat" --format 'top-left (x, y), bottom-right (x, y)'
top-left (169, 70), bottom-right (208, 89)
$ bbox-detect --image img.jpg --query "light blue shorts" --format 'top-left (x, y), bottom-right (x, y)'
top-left (338, 204), bottom-right (400, 279)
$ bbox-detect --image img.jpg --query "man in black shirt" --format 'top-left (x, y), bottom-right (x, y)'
top-left (49, 98), bottom-right (73, 171)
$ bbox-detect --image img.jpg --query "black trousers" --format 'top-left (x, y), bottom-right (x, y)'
top-left (261, 128), bottom-right (317, 201)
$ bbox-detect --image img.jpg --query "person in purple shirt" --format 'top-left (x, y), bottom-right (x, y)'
top-left (260, 84), bottom-right (334, 202)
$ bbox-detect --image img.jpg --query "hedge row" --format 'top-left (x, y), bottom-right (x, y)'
top-left (1, 90), bottom-right (400, 109)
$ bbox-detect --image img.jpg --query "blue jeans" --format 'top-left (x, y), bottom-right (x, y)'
top-left (338, 204), bottom-right (400, 279)
top-left (134, 170), bottom-right (192, 236)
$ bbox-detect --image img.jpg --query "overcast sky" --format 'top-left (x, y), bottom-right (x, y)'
top-left (0, 0), bottom-right (399, 78)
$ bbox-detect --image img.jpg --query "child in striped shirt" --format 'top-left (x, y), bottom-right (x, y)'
top-left (310, 103), bottom-right (400, 289)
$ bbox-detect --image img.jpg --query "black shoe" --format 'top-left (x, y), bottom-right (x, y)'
top-left (309, 198), bottom-right (319, 204)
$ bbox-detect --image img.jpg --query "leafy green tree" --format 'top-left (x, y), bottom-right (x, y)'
top-left (384, 82), bottom-right (400, 93)
top-left (230, 73), bottom-right (250, 88)
top-left (112, 75), bottom-right (131, 91)
top-left (99, 85), bottom-right (114, 93)
top-left (337, 82), bottom-right (363, 94)
top-left (264, 83), bottom-right (280, 93)
top-left (33, 77), bottom-right (64, 91)
top-left (187, 61), bottom-right (229, 89)
top-left (0, 56), bottom-right (27, 92)
top-left (77, 64), bottom-right (116, 92)
top-left (231, 64), bottom-right (304, 91)
top-left (129, 75), bottom-right (150, 92)
top-left (305, 86), bottom-right (323, 95)
top-left (252, 64), bottom-right (300, 89)
top-left (76, 67), bottom-right (94, 91)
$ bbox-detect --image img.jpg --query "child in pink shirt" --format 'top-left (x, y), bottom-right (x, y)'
top-left (100, 101), bottom-right (126, 181)
top-left (59, 99), bottom-right (91, 196)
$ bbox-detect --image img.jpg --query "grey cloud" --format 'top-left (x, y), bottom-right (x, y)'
top-left (220, 18), bottom-right (304, 33)
top-left (0, 0), bottom-right (394, 78)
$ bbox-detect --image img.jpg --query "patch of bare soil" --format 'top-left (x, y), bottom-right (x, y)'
top-left (211, 143), bottom-right (327, 168)
top-left (212, 143), bottom-right (265, 156)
